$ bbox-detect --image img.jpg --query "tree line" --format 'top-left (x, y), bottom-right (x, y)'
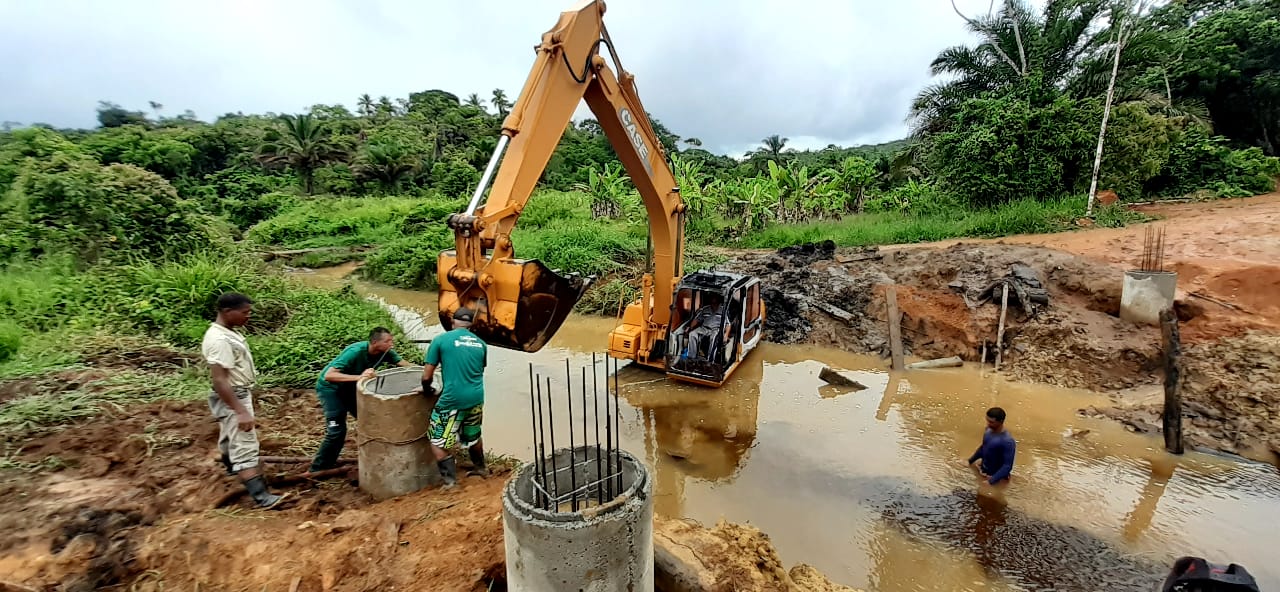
top-left (1, 0), bottom-right (1278, 267)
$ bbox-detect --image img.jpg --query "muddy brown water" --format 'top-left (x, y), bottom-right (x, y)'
top-left (291, 265), bottom-right (1280, 591)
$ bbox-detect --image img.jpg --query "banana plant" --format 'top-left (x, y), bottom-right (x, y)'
top-left (574, 162), bottom-right (630, 219)
top-left (821, 156), bottom-right (877, 213)
top-left (728, 178), bottom-right (779, 232)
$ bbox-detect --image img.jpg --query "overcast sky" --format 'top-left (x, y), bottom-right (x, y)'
top-left (1, 0), bottom-right (999, 157)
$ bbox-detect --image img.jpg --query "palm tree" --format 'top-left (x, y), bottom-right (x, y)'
top-left (760, 135), bottom-right (789, 160)
top-left (466, 93), bottom-right (486, 111)
top-left (909, 0), bottom-right (1109, 137)
top-left (256, 113), bottom-right (345, 195)
top-left (491, 89), bottom-right (512, 118)
top-left (376, 96), bottom-right (395, 118)
top-left (357, 94), bottom-right (375, 118)
top-left (355, 139), bottom-right (420, 192)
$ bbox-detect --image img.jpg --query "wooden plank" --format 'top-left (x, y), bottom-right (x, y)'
top-left (995, 284), bottom-right (1010, 372)
top-left (907, 356), bottom-right (964, 370)
top-left (1160, 309), bottom-right (1184, 454)
top-left (887, 286), bottom-right (905, 371)
top-left (812, 300), bottom-right (855, 324)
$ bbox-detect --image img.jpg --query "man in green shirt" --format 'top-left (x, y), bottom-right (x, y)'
top-left (420, 307), bottom-right (488, 487)
top-left (309, 327), bottom-right (413, 472)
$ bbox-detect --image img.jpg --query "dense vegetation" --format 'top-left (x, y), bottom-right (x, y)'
top-left (1, 0), bottom-right (1278, 429)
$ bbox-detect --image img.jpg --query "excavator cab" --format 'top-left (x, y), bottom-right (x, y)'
top-left (663, 271), bottom-right (765, 386)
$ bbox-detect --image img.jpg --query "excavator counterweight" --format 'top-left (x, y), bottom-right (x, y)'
top-left (436, 0), bottom-right (765, 385)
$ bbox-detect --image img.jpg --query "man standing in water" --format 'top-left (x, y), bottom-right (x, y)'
top-left (420, 307), bottom-right (489, 487)
top-left (966, 407), bottom-right (1016, 485)
top-left (309, 327), bottom-right (415, 473)
top-left (203, 292), bottom-right (284, 509)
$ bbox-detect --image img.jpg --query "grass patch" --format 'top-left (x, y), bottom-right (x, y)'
top-left (361, 226), bottom-right (454, 289)
top-left (736, 196), bottom-right (1099, 249)
top-left (246, 196), bottom-right (431, 249)
top-left (0, 320), bottom-right (20, 363)
top-left (0, 366), bottom-right (208, 436)
top-left (0, 252), bottom-right (420, 389)
top-left (290, 249), bottom-right (366, 269)
top-left (513, 219), bottom-right (644, 277)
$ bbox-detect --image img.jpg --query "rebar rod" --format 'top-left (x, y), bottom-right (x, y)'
top-left (529, 364), bottom-right (540, 508)
top-left (546, 376), bottom-right (557, 506)
top-left (535, 372), bottom-right (548, 510)
top-left (593, 353), bottom-right (603, 504)
top-left (613, 356), bottom-right (622, 493)
top-left (566, 359), bottom-right (577, 511)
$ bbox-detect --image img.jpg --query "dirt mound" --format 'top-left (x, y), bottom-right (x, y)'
top-left (727, 241), bottom-right (1164, 391)
top-left (1086, 332), bottom-right (1280, 463)
top-left (654, 516), bottom-right (864, 592)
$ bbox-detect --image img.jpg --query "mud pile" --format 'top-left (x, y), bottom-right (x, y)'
top-left (726, 241), bottom-right (1164, 391)
top-left (1087, 332), bottom-right (1280, 460)
top-left (654, 516), bottom-right (863, 592)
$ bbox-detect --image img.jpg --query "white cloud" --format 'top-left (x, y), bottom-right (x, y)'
top-left (0, 0), bottom-right (1000, 153)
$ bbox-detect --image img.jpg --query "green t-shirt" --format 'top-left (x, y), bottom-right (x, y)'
top-left (425, 328), bottom-right (487, 410)
top-left (315, 341), bottom-right (403, 397)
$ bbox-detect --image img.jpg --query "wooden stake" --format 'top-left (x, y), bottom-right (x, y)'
top-left (995, 284), bottom-right (1010, 372)
top-left (887, 286), bottom-right (905, 371)
top-left (1160, 309), bottom-right (1184, 454)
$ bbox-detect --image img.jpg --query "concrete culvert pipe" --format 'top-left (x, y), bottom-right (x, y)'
top-left (356, 366), bottom-right (440, 500)
top-left (503, 445), bottom-right (654, 591)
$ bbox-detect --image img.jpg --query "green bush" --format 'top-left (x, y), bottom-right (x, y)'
top-left (0, 320), bottom-right (21, 363)
top-left (246, 196), bottom-right (421, 248)
top-left (398, 197), bottom-right (466, 234)
top-left (430, 159), bottom-right (480, 198)
top-left (928, 93), bottom-right (1098, 205)
top-left (737, 196), bottom-right (1083, 249)
top-left (519, 190), bottom-right (590, 229)
top-left (513, 220), bottom-right (643, 277)
top-left (0, 256), bottom-right (90, 332)
top-left (362, 226), bottom-right (454, 289)
top-left (1146, 127), bottom-right (1280, 197)
top-left (1, 155), bottom-right (220, 264)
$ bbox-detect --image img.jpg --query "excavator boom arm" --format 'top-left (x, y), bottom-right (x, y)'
top-left (438, 0), bottom-right (685, 352)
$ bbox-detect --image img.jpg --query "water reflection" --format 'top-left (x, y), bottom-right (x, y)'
top-left (620, 350), bottom-right (763, 516)
top-left (877, 488), bottom-right (1168, 591)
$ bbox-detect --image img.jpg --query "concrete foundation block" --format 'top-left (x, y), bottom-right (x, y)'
top-left (357, 366), bottom-right (439, 500)
top-left (503, 446), bottom-right (654, 591)
top-left (1120, 270), bottom-right (1177, 326)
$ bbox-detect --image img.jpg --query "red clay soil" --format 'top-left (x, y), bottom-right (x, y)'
top-left (913, 192), bottom-right (1280, 342)
top-left (0, 387), bottom-right (509, 592)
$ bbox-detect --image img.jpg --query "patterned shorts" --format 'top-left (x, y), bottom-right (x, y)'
top-left (429, 404), bottom-right (483, 449)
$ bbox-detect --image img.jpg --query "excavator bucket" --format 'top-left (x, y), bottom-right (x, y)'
top-left (436, 250), bottom-right (593, 352)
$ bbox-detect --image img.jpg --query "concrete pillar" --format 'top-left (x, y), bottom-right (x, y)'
top-left (357, 366), bottom-right (439, 500)
top-left (1120, 270), bottom-right (1178, 326)
top-left (503, 446), bottom-right (654, 591)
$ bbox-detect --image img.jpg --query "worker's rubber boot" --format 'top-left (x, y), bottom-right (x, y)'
top-left (219, 453), bottom-right (234, 476)
top-left (468, 447), bottom-right (490, 477)
top-left (243, 475), bottom-right (284, 509)
top-left (438, 457), bottom-right (458, 488)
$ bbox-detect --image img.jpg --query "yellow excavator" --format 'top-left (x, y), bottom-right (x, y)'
top-left (435, 0), bottom-right (765, 387)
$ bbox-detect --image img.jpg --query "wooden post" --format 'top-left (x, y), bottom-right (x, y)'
top-left (1160, 309), bottom-right (1184, 454)
top-left (887, 286), bottom-right (905, 371)
top-left (995, 284), bottom-right (1010, 372)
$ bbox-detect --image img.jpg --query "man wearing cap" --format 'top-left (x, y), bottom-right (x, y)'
top-left (420, 307), bottom-right (489, 487)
